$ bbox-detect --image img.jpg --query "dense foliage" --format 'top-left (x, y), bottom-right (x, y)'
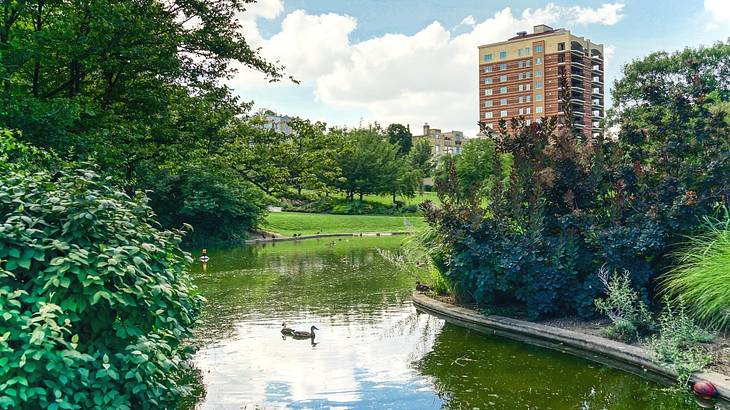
top-left (423, 42), bottom-right (730, 318)
top-left (0, 0), bottom-right (286, 242)
top-left (0, 166), bottom-right (203, 409)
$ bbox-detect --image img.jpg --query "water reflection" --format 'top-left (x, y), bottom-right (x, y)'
top-left (186, 237), bottom-right (691, 409)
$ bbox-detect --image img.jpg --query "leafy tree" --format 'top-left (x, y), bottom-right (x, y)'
top-left (336, 128), bottom-right (401, 201)
top-left (386, 123), bottom-right (413, 155)
top-left (409, 139), bottom-right (433, 176)
top-left (0, 167), bottom-right (203, 409)
top-left (0, 0), bottom-right (288, 240)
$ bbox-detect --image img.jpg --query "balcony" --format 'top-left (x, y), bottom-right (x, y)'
top-left (592, 99), bottom-right (603, 107)
top-left (591, 88), bottom-right (601, 95)
top-left (592, 76), bottom-right (603, 84)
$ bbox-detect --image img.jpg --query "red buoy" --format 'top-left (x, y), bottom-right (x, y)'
top-left (693, 380), bottom-right (718, 398)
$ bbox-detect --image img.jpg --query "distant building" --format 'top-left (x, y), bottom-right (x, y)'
top-left (257, 109), bottom-right (294, 135)
top-left (411, 123), bottom-right (464, 157)
top-left (478, 24), bottom-right (605, 139)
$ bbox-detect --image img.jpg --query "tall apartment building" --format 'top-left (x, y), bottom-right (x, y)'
top-left (411, 123), bottom-right (464, 158)
top-left (478, 24), bottom-right (604, 138)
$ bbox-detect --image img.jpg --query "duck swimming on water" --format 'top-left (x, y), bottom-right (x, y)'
top-left (281, 322), bottom-right (295, 336)
top-left (292, 325), bottom-right (318, 339)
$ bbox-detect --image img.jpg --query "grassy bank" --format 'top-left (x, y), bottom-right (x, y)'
top-left (263, 212), bottom-right (426, 236)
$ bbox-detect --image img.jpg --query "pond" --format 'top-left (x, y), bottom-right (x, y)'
top-left (185, 236), bottom-right (695, 409)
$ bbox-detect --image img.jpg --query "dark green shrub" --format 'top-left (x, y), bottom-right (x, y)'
top-left (0, 169), bottom-right (203, 409)
top-left (148, 165), bottom-right (268, 244)
top-left (422, 42), bottom-right (730, 319)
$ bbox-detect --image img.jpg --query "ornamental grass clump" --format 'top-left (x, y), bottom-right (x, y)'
top-left (0, 169), bottom-right (204, 409)
top-left (594, 266), bottom-right (654, 343)
top-left (661, 215), bottom-right (730, 331)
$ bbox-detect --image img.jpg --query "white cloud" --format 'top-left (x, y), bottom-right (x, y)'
top-left (231, 2), bottom-right (625, 134)
top-left (459, 15), bottom-right (476, 27)
top-left (705, 0), bottom-right (730, 27)
top-left (566, 3), bottom-right (625, 26)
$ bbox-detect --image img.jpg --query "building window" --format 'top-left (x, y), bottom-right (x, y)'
top-left (500, 98), bottom-right (508, 105)
top-left (536, 81), bottom-right (543, 89)
top-left (535, 57), bottom-right (542, 65)
top-left (526, 107), bottom-right (531, 114)
top-left (518, 49), bottom-right (522, 57)
top-left (484, 54), bottom-right (493, 61)
top-left (536, 93), bottom-right (543, 101)
top-left (485, 112), bottom-right (493, 119)
top-left (525, 47), bottom-right (530, 55)
top-left (526, 59), bottom-right (531, 67)
top-left (526, 119), bottom-right (531, 125)
top-left (526, 95), bottom-right (531, 102)
top-left (499, 63), bottom-right (507, 70)
top-left (484, 77), bottom-right (493, 84)
top-left (557, 42), bottom-right (565, 51)
top-left (518, 96), bottom-right (524, 103)
top-left (484, 66), bottom-right (493, 73)
top-left (518, 72), bottom-right (523, 80)
top-left (526, 71), bottom-right (531, 79)
top-left (500, 86), bottom-right (508, 94)
top-left (500, 110), bottom-right (508, 117)
top-left (535, 45), bottom-right (543, 53)
top-left (486, 123), bottom-right (494, 129)
top-left (536, 106), bottom-right (543, 113)
top-left (535, 70), bottom-right (542, 77)
top-left (499, 51), bottom-right (507, 59)
top-left (499, 75), bottom-right (507, 82)
top-left (518, 107), bottom-right (524, 115)
top-left (484, 89), bottom-right (493, 96)
top-left (518, 83), bottom-right (531, 92)
top-left (484, 100), bottom-right (493, 107)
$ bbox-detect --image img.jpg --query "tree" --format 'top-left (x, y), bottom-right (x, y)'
top-left (0, 0), bottom-right (289, 240)
top-left (386, 123), bottom-right (413, 156)
top-left (336, 128), bottom-right (402, 201)
top-left (409, 139), bottom-right (433, 176)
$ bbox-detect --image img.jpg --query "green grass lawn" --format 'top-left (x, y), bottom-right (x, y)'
top-left (263, 212), bottom-right (426, 236)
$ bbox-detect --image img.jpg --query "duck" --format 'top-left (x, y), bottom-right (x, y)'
top-left (281, 322), bottom-right (295, 336)
top-left (292, 325), bottom-right (319, 339)
top-left (415, 281), bottom-right (432, 292)
top-left (199, 249), bottom-right (210, 263)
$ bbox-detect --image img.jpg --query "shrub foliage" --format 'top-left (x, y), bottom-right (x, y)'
top-left (0, 169), bottom-right (203, 409)
top-left (423, 42), bottom-right (730, 318)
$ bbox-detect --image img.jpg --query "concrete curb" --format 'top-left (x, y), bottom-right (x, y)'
top-left (244, 231), bottom-right (410, 244)
top-left (412, 292), bottom-right (730, 402)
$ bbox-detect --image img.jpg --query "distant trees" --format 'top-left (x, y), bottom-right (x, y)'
top-left (409, 139), bottom-right (434, 176)
top-left (335, 127), bottom-right (421, 202)
top-left (386, 123), bottom-right (413, 155)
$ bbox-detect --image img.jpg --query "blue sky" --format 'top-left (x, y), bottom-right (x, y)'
top-left (232, 0), bottom-right (730, 135)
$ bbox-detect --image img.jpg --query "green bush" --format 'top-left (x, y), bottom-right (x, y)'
top-left (0, 169), bottom-right (203, 409)
top-left (594, 267), bottom-right (654, 342)
top-left (649, 299), bottom-right (714, 386)
top-left (661, 214), bottom-right (730, 330)
top-left (149, 165), bottom-right (268, 244)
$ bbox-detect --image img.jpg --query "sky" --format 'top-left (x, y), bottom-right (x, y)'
top-left (230, 0), bottom-right (730, 136)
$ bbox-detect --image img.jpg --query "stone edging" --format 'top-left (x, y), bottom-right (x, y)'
top-left (244, 231), bottom-right (410, 244)
top-left (412, 292), bottom-right (730, 401)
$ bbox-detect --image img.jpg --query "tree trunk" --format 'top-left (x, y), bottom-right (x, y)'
top-left (32, 0), bottom-right (44, 96)
top-left (359, 192), bottom-right (363, 201)
top-left (392, 192), bottom-right (396, 203)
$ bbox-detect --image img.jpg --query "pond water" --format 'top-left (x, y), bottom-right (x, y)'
top-left (185, 236), bottom-right (695, 409)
